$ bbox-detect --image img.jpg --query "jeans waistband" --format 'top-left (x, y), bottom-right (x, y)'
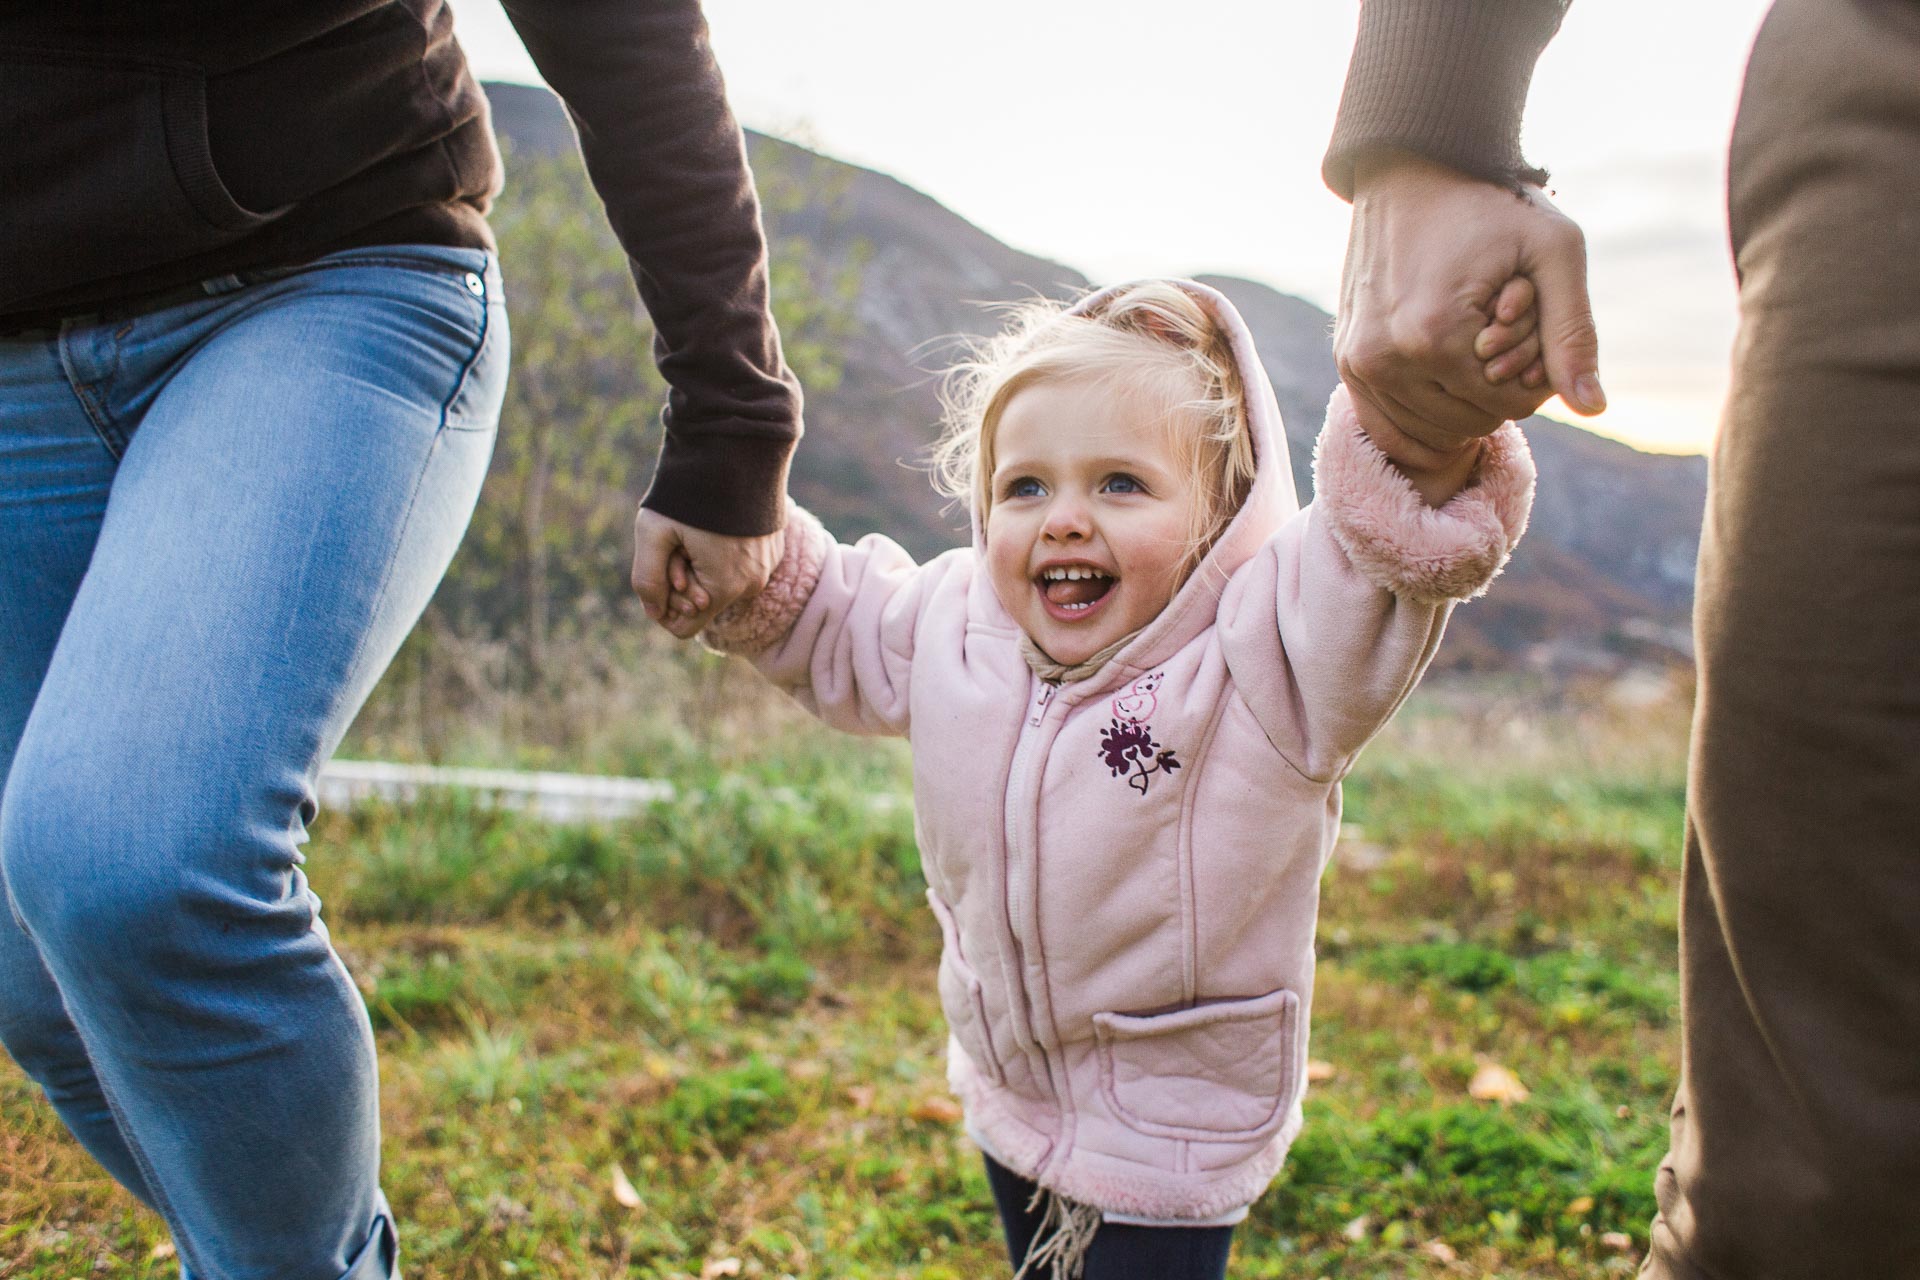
top-left (0, 245), bottom-right (493, 339)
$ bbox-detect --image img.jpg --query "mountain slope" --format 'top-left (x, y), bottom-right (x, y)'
top-left (485, 82), bottom-right (1704, 674)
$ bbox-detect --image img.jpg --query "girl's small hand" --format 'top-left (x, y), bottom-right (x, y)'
top-left (632, 507), bottom-right (782, 639)
top-left (665, 546), bottom-right (710, 624)
top-left (1475, 276), bottom-right (1548, 391)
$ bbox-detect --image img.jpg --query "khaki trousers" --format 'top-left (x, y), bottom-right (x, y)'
top-left (1642, 1), bottom-right (1920, 1276)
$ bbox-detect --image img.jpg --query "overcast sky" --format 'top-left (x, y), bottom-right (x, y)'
top-left (449, 0), bottom-right (1774, 457)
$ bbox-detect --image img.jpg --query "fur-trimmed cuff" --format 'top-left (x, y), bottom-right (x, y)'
top-left (701, 503), bottom-right (831, 655)
top-left (1312, 387), bottom-right (1535, 604)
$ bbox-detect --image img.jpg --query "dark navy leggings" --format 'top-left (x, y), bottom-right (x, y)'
top-left (984, 1155), bottom-right (1236, 1279)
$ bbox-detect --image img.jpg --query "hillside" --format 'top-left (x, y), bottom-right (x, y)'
top-left (484, 82), bottom-right (1706, 676)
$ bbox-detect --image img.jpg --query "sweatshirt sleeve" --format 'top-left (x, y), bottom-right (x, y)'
top-left (500, 0), bottom-right (801, 536)
top-left (1323, 0), bottom-right (1571, 200)
top-left (702, 505), bottom-right (961, 737)
top-left (1218, 387), bottom-right (1534, 780)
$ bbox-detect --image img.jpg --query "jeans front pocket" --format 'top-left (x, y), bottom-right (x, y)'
top-left (1094, 988), bottom-right (1300, 1140)
top-left (927, 889), bottom-right (1006, 1087)
top-left (236, 246), bottom-right (507, 438)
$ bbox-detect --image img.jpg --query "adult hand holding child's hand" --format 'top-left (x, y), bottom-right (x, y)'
top-left (632, 508), bottom-right (784, 639)
top-left (1336, 148), bottom-right (1604, 495)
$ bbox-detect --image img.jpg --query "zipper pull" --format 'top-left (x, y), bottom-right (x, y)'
top-left (1028, 681), bottom-right (1056, 727)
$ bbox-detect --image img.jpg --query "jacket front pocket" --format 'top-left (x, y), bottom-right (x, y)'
top-left (1094, 988), bottom-right (1299, 1140)
top-left (927, 889), bottom-right (1006, 1086)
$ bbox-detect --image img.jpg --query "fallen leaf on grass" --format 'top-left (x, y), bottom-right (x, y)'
top-left (1420, 1240), bottom-right (1456, 1264)
top-left (609, 1163), bottom-right (642, 1210)
top-left (1468, 1060), bottom-right (1529, 1105)
top-left (1306, 1060), bottom-right (1337, 1082)
top-left (846, 1084), bottom-right (877, 1110)
top-left (1601, 1232), bottom-right (1634, 1252)
top-left (1342, 1215), bottom-right (1370, 1242)
top-left (149, 1242), bottom-right (176, 1262)
top-left (700, 1258), bottom-right (743, 1278)
top-left (1565, 1195), bottom-right (1595, 1216)
top-left (910, 1095), bottom-right (964, 1124)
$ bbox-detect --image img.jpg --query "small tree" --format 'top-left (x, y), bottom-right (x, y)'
top-left (361, 138), bottom-right (861, 755)
top-left (464, 147), bottom-right (659, 679)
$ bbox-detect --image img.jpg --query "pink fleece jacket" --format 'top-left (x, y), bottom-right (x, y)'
top-left (705, 281), bottom-right (1535, 1220)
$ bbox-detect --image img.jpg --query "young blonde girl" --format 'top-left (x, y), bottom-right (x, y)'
top-left (697, 280), bottom-right (1535, 1277)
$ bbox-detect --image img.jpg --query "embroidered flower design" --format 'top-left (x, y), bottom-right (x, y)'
top-left (1097, 718), bottom-right (1181, 794)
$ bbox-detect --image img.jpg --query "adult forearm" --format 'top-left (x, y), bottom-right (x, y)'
top-left (1324, 0), bottom-right (1570, 201)
top-left (503, 0), bottom-right (802, 536)
top-left (1325, 2), bottom-right (1601, 461)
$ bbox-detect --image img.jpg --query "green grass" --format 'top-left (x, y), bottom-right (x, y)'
top-left (0, 684), bottom-right (1686, 1278)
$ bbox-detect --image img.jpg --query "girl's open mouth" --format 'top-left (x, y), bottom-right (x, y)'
top-left (1036, 565), bottom-right (1115, 620)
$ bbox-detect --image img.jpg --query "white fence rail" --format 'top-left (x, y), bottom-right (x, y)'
top-left (317, 761), bottom-right (677, 825)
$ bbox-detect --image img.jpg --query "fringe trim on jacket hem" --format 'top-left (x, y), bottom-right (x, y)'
top-left (1014, 1186), bottom-right (1105, 1280)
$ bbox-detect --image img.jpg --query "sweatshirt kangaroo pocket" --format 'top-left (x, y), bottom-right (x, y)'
top-left (1093, 988), bottom-right (1300, 1140)
top-left (0, 50), bottom-right (284, 309)
top-left (927, 889), bottom-right (1007, 1087)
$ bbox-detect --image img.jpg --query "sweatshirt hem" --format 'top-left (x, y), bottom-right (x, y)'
top-left (642, 430), bottom-right (797, 537)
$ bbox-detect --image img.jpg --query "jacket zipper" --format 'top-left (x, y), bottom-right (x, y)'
top-left (1027, 680), bottom-right (1055, 726)
top-left (1002, 678), bottom-right (1064, 1130)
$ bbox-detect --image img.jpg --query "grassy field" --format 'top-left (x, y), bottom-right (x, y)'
top-left (0, 665), bottom-right (1690, 1279)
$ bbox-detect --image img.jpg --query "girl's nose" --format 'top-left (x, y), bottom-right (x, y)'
top-left (1040, 496), bottom-right (1092, 541)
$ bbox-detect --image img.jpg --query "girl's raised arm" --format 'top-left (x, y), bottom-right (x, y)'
top-left (701, 506), bottom-right (968, 737)
top-left (1217, 387), bottom-right (1535, 781)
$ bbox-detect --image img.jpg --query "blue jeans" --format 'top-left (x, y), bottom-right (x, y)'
top-left (0, 245), bottom-right (506, 1280)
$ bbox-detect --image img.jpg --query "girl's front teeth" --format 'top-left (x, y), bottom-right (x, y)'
top-left (1039, 567), bottom-right (1115, 610)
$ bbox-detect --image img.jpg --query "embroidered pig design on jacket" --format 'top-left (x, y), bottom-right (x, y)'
top-left (1111, 671), bottom-right (1162, 723)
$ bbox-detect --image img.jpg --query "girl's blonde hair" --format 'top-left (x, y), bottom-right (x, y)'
top-left (930, 282), bottom-right (1258, 580)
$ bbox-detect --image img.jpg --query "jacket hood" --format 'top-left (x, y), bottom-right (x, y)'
top-left (972, 278), bottom-right (1297, 689)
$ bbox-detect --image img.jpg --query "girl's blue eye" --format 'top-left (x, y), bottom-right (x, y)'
top-left (1006, 477), bottom-right (1044, 499)
top-left (1103, 474), bottom-right (1144, 494)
